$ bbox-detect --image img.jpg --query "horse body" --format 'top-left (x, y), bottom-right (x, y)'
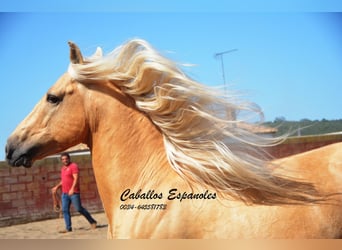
top-left (5, 40), bottom-right (342, 238)
top-left (106, 142), bottom-right (342, 238)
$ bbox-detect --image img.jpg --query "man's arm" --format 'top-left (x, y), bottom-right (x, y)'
top-left (52, 181), bottom-right (62, 193)
top-left (68, 173), bottom-right (79, 196)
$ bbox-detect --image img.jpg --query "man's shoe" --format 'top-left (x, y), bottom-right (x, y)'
top-left (91, 222), bottom-right (97, 229)
top-left (59, 229), bottom-right (72, 233)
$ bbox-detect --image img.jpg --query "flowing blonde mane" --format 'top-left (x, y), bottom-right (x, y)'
top-left (68, 39), bottom-right (327, 205)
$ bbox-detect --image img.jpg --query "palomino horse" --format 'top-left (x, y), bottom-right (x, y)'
top-left (6, 39), bottom-right (342, 238)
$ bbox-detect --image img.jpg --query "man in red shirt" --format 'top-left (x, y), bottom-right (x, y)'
top-left (52, 152), bottom-right (97, 233)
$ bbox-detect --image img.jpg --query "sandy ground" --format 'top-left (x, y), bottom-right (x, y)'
top-left (0, 212), bottom-right (108, 239)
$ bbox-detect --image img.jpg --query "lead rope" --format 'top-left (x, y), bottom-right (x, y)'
top-left (52, 189), bottom-right (62, 218)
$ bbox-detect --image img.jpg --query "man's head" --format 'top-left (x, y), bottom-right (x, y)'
top-left (60, 152), bottom-right (71, 166)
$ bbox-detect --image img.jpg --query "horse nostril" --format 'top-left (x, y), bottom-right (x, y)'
top-left (5, 144), bottom-right (13, 160)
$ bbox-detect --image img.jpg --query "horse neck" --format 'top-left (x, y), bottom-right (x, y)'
top-left (86, 88), bottom-right (178, 192)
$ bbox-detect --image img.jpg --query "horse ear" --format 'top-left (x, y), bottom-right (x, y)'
top-left (68, 41), bottom-right (84, 64)
top-left (88, 47), bottom-right (103, 60)
top-left (94, 47), bottom-right (103, 58)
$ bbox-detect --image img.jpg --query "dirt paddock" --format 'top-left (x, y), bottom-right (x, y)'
top-left (0, 212), bottom-right (108, 239)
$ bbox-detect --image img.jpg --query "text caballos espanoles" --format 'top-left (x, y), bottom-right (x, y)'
top-left (120, 188), bottom-right (216, 202)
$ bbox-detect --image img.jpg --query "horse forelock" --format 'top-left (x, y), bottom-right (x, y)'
top-left (67, 39), bottom-right (327, 205)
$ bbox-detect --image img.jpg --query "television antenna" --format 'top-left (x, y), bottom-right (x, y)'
top-left (214, 49), bottom-right (238, 87)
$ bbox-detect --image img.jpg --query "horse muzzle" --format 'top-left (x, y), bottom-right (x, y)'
top-left (5, 141), bottom-right (34, 168)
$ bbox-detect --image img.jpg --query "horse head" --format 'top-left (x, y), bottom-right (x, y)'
top-left (5, 42), bottom-right (95, 167)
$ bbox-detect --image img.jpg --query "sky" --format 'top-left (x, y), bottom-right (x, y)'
top-left (1, 1), bottom-right (342, 160)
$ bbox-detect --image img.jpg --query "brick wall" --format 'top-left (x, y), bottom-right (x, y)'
top-left (1, 133), bottom-right (342, 227)
top-left (0, 154), bottom-right (103, 227)
top-left (268, 133), bottom-right (342, 158)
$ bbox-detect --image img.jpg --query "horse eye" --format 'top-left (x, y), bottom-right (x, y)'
top-left (46, 94), bottom-right (61, 104)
